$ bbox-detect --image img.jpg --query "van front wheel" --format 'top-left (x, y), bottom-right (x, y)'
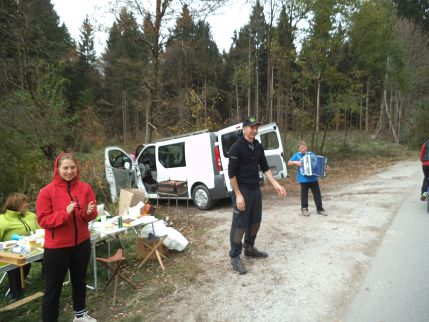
top-left (192, 185), bottom-right (213, 210)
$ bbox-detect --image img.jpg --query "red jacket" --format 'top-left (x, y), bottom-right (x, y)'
top-left (36, 153), bottom-right (98, 249)
top-left (420, 142), bottom-right (429, 166)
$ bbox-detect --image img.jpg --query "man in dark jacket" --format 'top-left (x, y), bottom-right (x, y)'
top-left (420, 139), bottom-right (429, 200)
top-left (228, 117), bottom-right (286, 274)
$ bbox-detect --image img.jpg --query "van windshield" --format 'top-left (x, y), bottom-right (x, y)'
top-left (221, 130), bottom-right (242, 158)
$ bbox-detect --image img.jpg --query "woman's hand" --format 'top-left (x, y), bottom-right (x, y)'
top-left (86, 201), bottom-right (96, 215)
top-left (66, 201), bottom-right (77, 214)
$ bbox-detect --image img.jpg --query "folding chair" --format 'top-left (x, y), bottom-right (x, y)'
top-left (137, 235), bottom-right (168, 271)
top-left (96, 249), bottom-right (137, 305)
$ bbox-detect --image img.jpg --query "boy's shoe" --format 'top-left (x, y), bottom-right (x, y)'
top-left (317, 209), bottom-right (328, 216)
top-left (420, 192), bottom-right (427, 201)
top-left (231, 256), bottom-right (247, 274)
top-left (301, 208), bottom-right (309, 216)
top-left (244, 246), bottom-right (268, 258)
top-left (73, 312), bottom-right (97, 322)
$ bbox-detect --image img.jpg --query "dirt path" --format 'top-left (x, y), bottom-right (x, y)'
top-left (144, 160), bottom-right (419, 322)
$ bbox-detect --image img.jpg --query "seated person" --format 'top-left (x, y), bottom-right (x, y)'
top-left (0, 193), bottom-right (39, 300)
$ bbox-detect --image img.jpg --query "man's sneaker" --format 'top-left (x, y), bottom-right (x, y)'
top-left (421, 192), bottom-right (427, 201)
top-left (244, 246), bottom-right (268, 258)
top-left (317, 209), bottom-right (328, 216)
top-left (73, 312), bottom-right (97, 322)
top-left (231, 256), bottom-right (247, 274)
top-left (301, 208), bottom-right (309, 216)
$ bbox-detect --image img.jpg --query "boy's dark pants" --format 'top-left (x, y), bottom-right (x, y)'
top-left (229, 187), bottom-right (262, 258)
top-left (301, 181), bottom-right (323, 211)
top-left (42, 239), bottom-right (91, 322)
top-left (421, 165), bottom-right (429, 194)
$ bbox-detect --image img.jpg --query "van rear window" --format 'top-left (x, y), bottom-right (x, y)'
top-left (158, 142), bottom-right (186, 168)
top-left (260, 131), bottom-right (279, 150)
top-left (221, 130), bottom-right (242, 158)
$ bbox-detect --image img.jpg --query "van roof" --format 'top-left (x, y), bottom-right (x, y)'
top-left (155, 129), bottom-right (209, 142)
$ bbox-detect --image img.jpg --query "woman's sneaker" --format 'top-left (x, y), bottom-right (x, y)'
top-left (301, 208), bottom-right (309, 216)
top-left (421, 192), bottom-right (427, 201)
top-left (317, 209), bottom-right (328, 216)
top-left (73, 312), bottom-right (97, 322)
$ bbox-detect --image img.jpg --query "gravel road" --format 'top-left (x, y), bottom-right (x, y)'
top-left (149, 160), bottom-right (419, 322)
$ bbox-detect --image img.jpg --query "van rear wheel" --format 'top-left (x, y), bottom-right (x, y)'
top-left (192, 184), bottom-right (214, 210)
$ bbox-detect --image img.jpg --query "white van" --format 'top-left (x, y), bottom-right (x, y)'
top-left (105, 123), bottom-right (287, 210)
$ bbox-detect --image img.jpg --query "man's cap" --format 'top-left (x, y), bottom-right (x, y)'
top-left (242, 116), bottom-right (261, 128)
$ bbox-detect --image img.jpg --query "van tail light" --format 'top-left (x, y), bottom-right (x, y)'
top-left (214, 146), bottom-right (223, 171)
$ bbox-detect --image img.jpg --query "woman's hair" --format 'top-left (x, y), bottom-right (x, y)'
top-left (297, 140), bottom-right (306, 148)
top-left (57, 153), bottom-right (79, 170)
top-left (2, 193), bottom-right (28, 213)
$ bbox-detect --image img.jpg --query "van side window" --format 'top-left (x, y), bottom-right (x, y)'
top-left (158, 142), bottom-right (186, 168)
top-left (221, 130), bottom-right (242, 158)
top-left (108, 150), bottom-right (132, 169)
top-left (260, 131), bottom-right (279, 150)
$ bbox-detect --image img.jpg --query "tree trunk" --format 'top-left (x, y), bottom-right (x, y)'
top-left (359, 86), bottom-right (363, 130)
top-left (255, 62), bottom-right (259, 119)
top-left (316, 73), bottom-right (321, 134)
top-left (122, 91), bottom-right (127, 145)
top-left (266, 0), bottom-right (274, 123)
top-left (365, 77), bottom-right (370, 132)
top-left (383, 88), bottom-right (398, 142)
top-left (270, 65), bottom-right (274, 123)
top-left (266, 45), bottom-right (271, 122)
top-left (248, 34), bottom-right (251, 117)
top-left (145, 0), bottom-right (164, 144)
top-left (315, 72), bottom-right (321, 146)
top-left (235, 84), bottom-right (240, 122)
top-left (204, 75), bottom-right (208, 119)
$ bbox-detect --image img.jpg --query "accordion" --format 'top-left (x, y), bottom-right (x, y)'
top-left (301, 154), bottom-right (328, 177)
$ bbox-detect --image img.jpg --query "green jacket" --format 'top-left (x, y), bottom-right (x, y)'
top-left (0, 210), bottom-right (39, 241)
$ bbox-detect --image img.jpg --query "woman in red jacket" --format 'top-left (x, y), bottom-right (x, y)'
top-left (420, 140), bottom-right (429, 201)
top-left (36, 153), bottom-right (97, 322)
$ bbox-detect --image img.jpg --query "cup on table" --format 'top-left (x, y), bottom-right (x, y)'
top-left (97, 204), bottom-right (105, 216)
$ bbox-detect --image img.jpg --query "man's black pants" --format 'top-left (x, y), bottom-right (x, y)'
top-left (229, 187), bottom-right (262, 258)
top-left (300, 181), bottom-right (323, 211)
top-left (7, 264), bottom-right (31, 299)
top-left (421, 165), bottom-right (429, 194)
top-left (42, 239), bottom-right (91, 322)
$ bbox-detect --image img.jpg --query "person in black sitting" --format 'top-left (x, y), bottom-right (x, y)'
top-left (228, 117), bottom-right (287, 274)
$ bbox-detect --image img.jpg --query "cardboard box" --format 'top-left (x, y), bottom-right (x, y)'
top-left (158, 180), bottom-right (187, 196)
top-left (135, 237), bottom-right (168, 260)
top-left (118, 188), bottom-right (146, 216)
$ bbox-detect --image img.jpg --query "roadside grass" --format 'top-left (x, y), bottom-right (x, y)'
top-left (284, 130), bottom-right (412, 160)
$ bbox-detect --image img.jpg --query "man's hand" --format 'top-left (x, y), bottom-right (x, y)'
top-left (236, 194), bottom-right (245, 212)
top-left (295, 161), bottom-right (302, 167)
top-left (264, 170), bottom-right (287, 196)
top-left (274, 183), bottom-right (287, 196)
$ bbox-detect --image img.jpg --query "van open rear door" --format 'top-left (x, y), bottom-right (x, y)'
top-left (217, 123), bottom-right (244, 192)
top-left (105, 146), bottom-right (145, 202)
top-left (256, 123), bottom-right (287, 179)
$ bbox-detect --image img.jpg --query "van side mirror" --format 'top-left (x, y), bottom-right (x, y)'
top-left (124, 161), bottom-right (131, 170)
